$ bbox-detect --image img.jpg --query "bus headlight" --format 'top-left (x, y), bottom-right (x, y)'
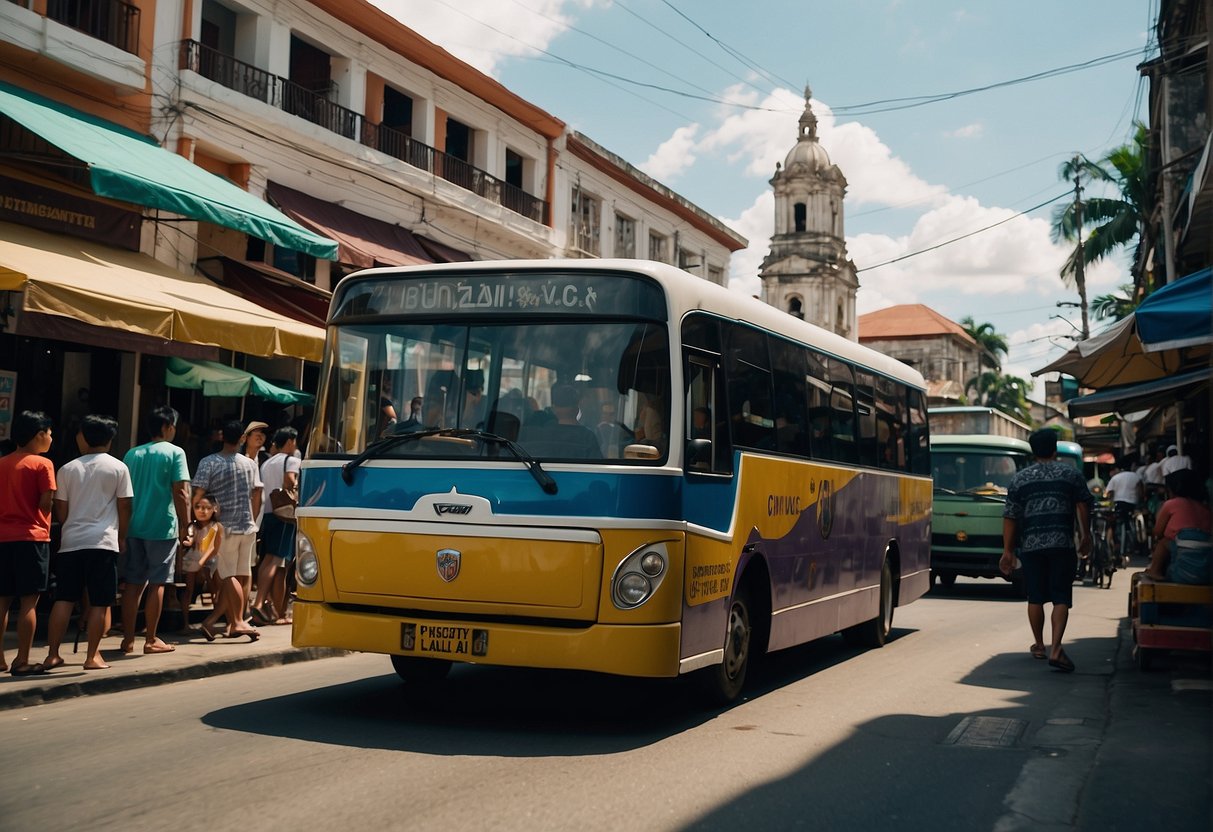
top-left (611, 542), bottom-right (670, 609)
top-left (296, 530), bottom-right (319, 586)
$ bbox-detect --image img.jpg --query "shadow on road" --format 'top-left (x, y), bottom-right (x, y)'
top-left (202, 628), bottom-right (918, 756)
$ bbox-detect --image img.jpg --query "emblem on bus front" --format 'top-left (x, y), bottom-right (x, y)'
top-left (436, 549), bottom-right (461, 582)
top-left (434, 503), bottom-right (473, 516)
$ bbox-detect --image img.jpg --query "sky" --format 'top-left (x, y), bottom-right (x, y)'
top-left (369, 0), bottom-right (1156, 397)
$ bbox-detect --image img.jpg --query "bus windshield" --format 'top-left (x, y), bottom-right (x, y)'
top-left (931, 449), bottom-right (1031, 496)
top-left (311, 318), bottom-right (671, 463)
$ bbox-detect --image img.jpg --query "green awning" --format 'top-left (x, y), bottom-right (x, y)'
top-left (0, 82), bottom-right (337, 260)
top-left (165, 357), bottom-right (315, 405)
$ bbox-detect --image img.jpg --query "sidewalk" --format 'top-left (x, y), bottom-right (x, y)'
top-left (0, 606), bottom-right (348, 710)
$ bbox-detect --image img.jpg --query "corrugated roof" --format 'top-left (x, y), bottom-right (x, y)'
top-left (858, 304), bottom-right (976, 344)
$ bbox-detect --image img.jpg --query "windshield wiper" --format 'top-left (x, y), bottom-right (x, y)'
top-left (933, 485), bottom-right (958, 495)
top-left (341, 427), bottom-right (558, 495)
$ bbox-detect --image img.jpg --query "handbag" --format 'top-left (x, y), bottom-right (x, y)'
top-left (269, 486), bottom-right (298, 522)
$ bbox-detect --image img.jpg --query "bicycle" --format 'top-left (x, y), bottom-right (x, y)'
top-left (1112, 503), bottom-right (1139, 567)
top-left (1090, 507), bottom-right (1116, 589)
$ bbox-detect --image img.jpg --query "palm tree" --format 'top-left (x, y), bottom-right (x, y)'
top-left (1051, 123), bottom-right (1150, 338)
top-left (960, 316), bottom-right (1009, 375)
top-left (1090, 283), bottom-right (1138, 322)
top-left (966, 371), bottom-right (1032, 425)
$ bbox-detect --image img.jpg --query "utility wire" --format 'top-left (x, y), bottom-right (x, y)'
top-left (856, 193), bottom-right (1068, 273)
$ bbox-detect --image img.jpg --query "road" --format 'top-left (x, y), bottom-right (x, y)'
top-left (0, 578), bottom-right (1139, 831)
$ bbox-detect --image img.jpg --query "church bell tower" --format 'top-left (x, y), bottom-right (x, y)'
top-left (759, 87), bottom-right (858, 340)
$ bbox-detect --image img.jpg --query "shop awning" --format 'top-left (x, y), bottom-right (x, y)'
top-left (1135, 267), bottom-right (1212, 352)
top-left (1067, 367), bottom-right (1211, 417)
top-left (1033, 315), bottom-right (1187, 388)
top-left (0, 222), bottom-right (324, 362)
top-left (195, 257), bottom-right (332, 328)
top-left (0, 82), bottom-right (337, 260)
top-left (267, 182), bottom-right (431, 269)
top-left (417, 234), bottom-right (473, 263)
top-left (165, 357), bottom-right (314, 404)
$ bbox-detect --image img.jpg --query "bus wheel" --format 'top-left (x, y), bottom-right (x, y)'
top-left (694, 586), bottom-right (753, 706)
top-left (390, 655), bottom-right (452, 687)
top-left (842, 559), bottom-right (893, 649)
top-left (937, 570), bottom-right (957, 589)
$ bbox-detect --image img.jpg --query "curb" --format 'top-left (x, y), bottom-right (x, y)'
top-left (0, 647), bottom-right (351, 711)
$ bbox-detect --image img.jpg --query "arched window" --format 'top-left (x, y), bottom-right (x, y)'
top-left (794, 202), bottom-right (807, 232)
top-left (788, 297), bottom-right (804, 320)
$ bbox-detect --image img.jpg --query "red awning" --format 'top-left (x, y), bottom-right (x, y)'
top-left (266, 181), bottom-right (431, 269)
top-left (417, 233), bottom-right (472, 262)
top-left (196, 257), bottom-right (332, 328)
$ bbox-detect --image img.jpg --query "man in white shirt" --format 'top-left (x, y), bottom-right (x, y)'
top-left (1161, 444), bottom-right (1193, 477)
top-left (1104, 462), bottom-right (1143, 566)
top-left (1142, 448), bottom-right (1166, 487)
top-left (41, 415), bottom-right (133, 671)
top-left (251, 427), bottom-right (301, 625)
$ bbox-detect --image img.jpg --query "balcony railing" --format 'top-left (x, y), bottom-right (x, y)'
top-left (180, 39), bottom-right (548, 224)
top-left (48, 0), bottom-right (141, 55)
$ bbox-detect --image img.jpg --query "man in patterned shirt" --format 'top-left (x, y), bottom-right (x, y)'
top-left (1001, 428), bottom-right (1093, 673)
top-left (192, 420), bottom-right (262, 642)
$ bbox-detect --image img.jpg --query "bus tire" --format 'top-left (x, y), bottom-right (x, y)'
top-left (937, 570), bottom-right (957, 589)
top-left (390, 655), bottom-right (452, 687)
top-left (694, 586), bottom-right (753, 706)
top-left (842, 558), bottom-right (893, 649)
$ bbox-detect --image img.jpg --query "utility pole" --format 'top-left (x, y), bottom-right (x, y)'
top-left (1071, 154), bottom-right (1090, 340)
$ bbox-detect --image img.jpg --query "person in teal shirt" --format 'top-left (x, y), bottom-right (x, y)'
top-left (120, 406), bottom-right (190, 655)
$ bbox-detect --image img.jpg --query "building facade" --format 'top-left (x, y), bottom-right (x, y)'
top-left (857, 305), bottom-right (983, 405)
top-left (759, 88), bottom-right (858, 339)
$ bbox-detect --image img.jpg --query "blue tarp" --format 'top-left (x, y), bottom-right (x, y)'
top-left (1067, 367), bottom-right (1211, 417)
top-left (1136, 267), bottom-right (1212, 352)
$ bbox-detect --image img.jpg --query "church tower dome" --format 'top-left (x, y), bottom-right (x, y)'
top-left (758, 86), bottom-right (858, 340)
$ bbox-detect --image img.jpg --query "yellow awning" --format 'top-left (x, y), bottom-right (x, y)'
top-left (0, 222), bottom-right (324, 361)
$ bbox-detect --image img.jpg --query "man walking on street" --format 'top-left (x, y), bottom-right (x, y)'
top-left (193, 420), bottom-right (262, 641)
top-left (1001, 428), bottom-right (1094, 673)
top-left (41, 415), bottom-right (132, 671)
top-left (0, 411), bottom-right (55, 675)
top-left (122, 406), bottom-right (191, 655)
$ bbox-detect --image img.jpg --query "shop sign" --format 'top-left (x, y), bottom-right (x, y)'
top-left (0, 174), bottom-right (141, 250)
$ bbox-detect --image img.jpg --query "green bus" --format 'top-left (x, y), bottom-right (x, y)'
top-left (930, 433), bottom-right (1033, 590)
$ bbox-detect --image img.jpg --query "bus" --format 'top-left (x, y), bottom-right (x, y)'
top-left (928, 406), bottom-right (1030, 441)
top-left (293, 260), bottom-right (933, 703)
top-left (928, 408), bottom-right (1033, 590)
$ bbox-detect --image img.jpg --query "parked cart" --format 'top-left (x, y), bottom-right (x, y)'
top-left (1129, 576), bottom-right (1213, 670)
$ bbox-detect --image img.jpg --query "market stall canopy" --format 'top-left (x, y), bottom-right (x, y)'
top-left (165, 358), bottom-right (314, 404)
top-left (0, 222), bottom-right (325, 362)
top-left (1033, 315), bottom-right (1187, 388)
top-left (1135, 267), bottom-right (1212, 352)
top-left (0, 82), bottom-right (337, 260)
top-left (1067, 367), bottom-right (1211, 417)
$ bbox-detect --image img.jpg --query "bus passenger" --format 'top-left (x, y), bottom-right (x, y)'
top-left (520, 385), bottom-right (602, 459)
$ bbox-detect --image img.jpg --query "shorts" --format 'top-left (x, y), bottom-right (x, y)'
top-left (0, 540), bottom-right (50, 597)
top-left (53, 548), bottom-right (118, 606)
top-left (181, 548), bottom-right (217, 575)
top-left (260, 514), bottom-right (297, 563)
top-left (1021, 547), bottom-right (1076, 606)
top-left (215, 531), bottom-right (257, 579)
top-left (124, 538), bottom-right (178, 585)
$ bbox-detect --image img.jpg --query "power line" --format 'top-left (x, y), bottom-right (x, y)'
top-left (856, 193), bottom-right (1068, 273)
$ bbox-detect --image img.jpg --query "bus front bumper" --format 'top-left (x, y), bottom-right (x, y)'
top-left (292, 600), bottom-right (683, 678)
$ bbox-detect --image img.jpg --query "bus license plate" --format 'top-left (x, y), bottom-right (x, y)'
top-left (401, 622), bottom-right (489, 658)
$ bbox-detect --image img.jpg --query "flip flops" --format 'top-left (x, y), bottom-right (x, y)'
top-left (1029, 644), bottom-right (1047, 660)
top-left (1048, 649), bottom-right (1076, 673)
top-left (9, 663), bottom-right (45, 676)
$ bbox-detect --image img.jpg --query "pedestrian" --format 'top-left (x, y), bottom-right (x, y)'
top-left (250, 427), bottom-right (300, 625)
top-left (40, 415), bottom-right (132, 672)
top-left (121, 406), bottom-right (191, 655)
top-left (1001, 428), bottom-right (1094, 673)
top-left (193, 420), bottom-right (262, 642)
top-left (177, 494), bottom-right (222, 631)
top-left (1161, 444), bottom-right (1193, 477)
top-left (0, 411), bottom-right (55, 675)
top-left (1144, 469), bottom-right (1212, 581)
top-left (239, 420), bottom-right (269, 619)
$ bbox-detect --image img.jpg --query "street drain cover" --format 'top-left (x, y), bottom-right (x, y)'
top-left (943, 716), bottom-right (1028, 748)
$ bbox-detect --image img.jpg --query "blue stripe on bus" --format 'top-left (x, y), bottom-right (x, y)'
top-left (302, 465), bottom-right (686, 520)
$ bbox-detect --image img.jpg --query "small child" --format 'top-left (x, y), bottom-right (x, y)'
top-left (177, 496), bottom-right (223, 633)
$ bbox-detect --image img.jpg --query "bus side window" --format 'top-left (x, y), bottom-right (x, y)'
top-left (683, 352), bottom-right (732, 475)
top-left (826, 358), bottom-right (858, 463)
top-left (723, 323), bottom-right (776, 451)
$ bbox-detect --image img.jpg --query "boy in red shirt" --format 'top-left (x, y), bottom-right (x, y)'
top-left (0, 411), bottom-right (56, 675)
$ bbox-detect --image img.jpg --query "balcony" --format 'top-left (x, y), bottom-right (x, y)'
top-left (47, 0), bottom-right (140, 55)
top-left (180, 40), bottom-right (549, 224)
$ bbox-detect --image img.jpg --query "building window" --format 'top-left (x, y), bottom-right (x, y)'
top-left (787, 297), bottom-right (804, 319)
top-left (649, 231), bottom-right (668, 263)
top-left (446, 118), bottom-right (472, 162)
top-left (614, 213), bottom-right (636, 258)
top-left (794, 202), bottom-right (807, 232)
top-left (382, 86), bottom-right (413, 134)
top-left (505, 148), bottom-right (524, 189)
top-left (571, 187), bottom-right (600, 256)
top-left (679, 248), bottom-right (698, 273)
top-left (708, 265), bottom-right (724, 285)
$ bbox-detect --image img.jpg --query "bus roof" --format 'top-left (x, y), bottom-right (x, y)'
top-left (930, 434), bottom-right (1033, 452)
top-left (336, 258), bottom-right (926, 389)
top-left (1056, 440), bottom-right (1083, 458)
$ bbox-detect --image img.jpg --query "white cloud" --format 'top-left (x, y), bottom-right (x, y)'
top-left (640, 125), bottom-right (701, 181)
top-left (368, 0), bottom-right (602, 75)
top-left (943, 122), bottom-right (984, 139)
top-left (723, 191), bottom-right (774, 297)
